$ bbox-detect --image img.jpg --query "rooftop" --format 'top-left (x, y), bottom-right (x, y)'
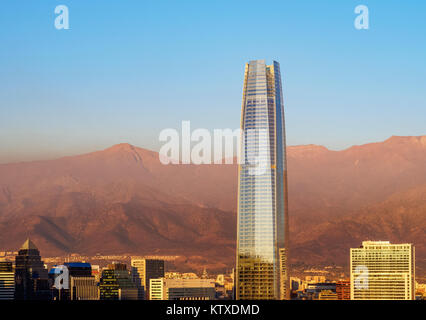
top-left (20, 238), bottom-right (38, 251)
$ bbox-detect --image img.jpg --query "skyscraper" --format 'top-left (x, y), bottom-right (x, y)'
top-left (99, 269), bottom-right (120, 300)
top-left (131, 258), bottom-right (165, 300)
top-left (100, 262), bottom-right (138, 300)
top-left (14, 238), bottom-right (51, 300)
top-left (350, 241), bottom-right (415, 300)
top-left (236, 60), bottom-right (289, 300)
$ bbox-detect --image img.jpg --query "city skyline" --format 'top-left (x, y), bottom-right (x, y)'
top-left (1, 237), bottom-right (423, 300)
top-left (0, 0), bottom-right (425, 307)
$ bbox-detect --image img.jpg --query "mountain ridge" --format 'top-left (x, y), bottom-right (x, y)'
top-left (0, 135), bottom-right (425, 273)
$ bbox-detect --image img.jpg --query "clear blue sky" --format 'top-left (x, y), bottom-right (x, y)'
top-left (0, 0), bottom-right (425, 163)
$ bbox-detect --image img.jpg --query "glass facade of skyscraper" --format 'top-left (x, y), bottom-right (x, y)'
top-left (236, 60), bottom-right (289, 300)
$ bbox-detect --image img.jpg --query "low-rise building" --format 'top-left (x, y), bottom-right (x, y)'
top-left (150, 278), bottom-right (216, 300)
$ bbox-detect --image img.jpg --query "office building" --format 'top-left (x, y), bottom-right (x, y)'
top-left (0, 260), bottom-right (15, 300)
top-left (65, 262), bottom-right (92, 277)
top-left (100, 262), bottom-right (138, 300)
top-left (14, 239), bottom-right (51, 300)
top-left (131, 258), bottom-right (164, 299)
top-left (99, 269), bottom-right (119, 300)
top-left (150, 278), bottom-right (216, 300)
top-left (336, 280), bottom-right (351, 300)
top-left (350, 241), bottom-right (415, 300)
top-left (70, 276), bottom-right (99, 300)
top-left (49, 262), bottom-right (93, 300)
top-left (236, 60), bottom-right (289, 300)
top-left (318, 290), bottom-right (338, 300)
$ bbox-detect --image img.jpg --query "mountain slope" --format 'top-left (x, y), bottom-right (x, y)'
top-left (292, 185), bottom-right (426, 267)
top-left (0, 135), bottom-right (425, 272)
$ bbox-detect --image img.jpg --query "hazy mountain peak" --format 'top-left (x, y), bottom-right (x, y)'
top-left (289, 144), bottom-right (329, 151)
top-left (288, 144), bottom-right (329, 158)
top-left (89, 143), bottom-right (160, 166)
top-left (104, 143), bottom-right (137, 152)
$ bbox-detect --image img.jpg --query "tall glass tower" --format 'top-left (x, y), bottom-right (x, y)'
top-left (236, 60), bottom-right (289, 300)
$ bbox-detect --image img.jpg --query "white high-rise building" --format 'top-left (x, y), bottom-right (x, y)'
top-left (350, 241), bottom-right (415, 300)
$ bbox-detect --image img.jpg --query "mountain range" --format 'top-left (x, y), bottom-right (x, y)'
top-left (0, 135), bottom-right (425, 274)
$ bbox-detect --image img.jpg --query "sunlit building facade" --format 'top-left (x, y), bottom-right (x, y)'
top-left (336, 280), bottom-right (351, 300)
top-left (0, 260), bottom-right (15, 300)
top-left (350, 241), bottom-right (415, 300)
top-left (150, 278), bottom-right (216, 300)
top-left (131, 258), bottom-right (164, 300)
top-left (236, 60), bottom-right (289, 300)
top-left (318, 290), bottom-right (338, 300)
top-left (70, 276), bottom-right (99, 300)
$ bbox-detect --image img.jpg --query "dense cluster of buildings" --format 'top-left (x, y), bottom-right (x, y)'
top-left (290, 241), bottom-right (422, 300)
top-left (290, 278), bottom-right (352, 300)
top-left (0, 239), bottom-right (233, 301)
top-left (0, 239), bottom-right (424, 301)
